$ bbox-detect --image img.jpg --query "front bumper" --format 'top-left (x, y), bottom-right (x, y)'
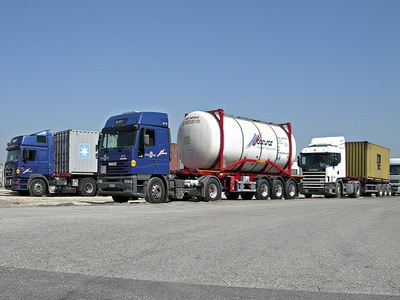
top-left (4, 177), bottom-right (28, 191)
top-left (97, 175), bottom-right (144, 197)
top-left (299, 182), bottom-right (337, 196)
top-left (390, 185), bottom-right (400, 195)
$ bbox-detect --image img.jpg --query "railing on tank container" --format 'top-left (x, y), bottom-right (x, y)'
top-left (206, 109), bottom-right (293, 178)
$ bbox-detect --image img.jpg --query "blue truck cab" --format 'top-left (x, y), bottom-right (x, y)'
top-left (4, 130), bottom-right (54, 195)
top-left (4, 129), bottom-right (99, 197)
top-left (97, 111), bottom-right (171, 202)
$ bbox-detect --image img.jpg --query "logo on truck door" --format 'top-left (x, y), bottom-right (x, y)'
top-left (145, 149), bottom-right (168, 158)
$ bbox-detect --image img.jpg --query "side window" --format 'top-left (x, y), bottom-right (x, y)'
top-left (138, 128), bottom-right (156, 158)
top-left (331, 153), bottom-right (341, 166)
top-left (146, 129), bottom-right (155, 148)
top-left (37, 136), bottom-right (46, 143)
top-left (24, 150), bottom-right (37, 161)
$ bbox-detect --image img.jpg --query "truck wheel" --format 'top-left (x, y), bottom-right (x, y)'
top-left (145, 177), bottom-right (166, 203)
top-left (112, 196), bottom-right (130, 203)
top-left (29, 178), bottom-right (47, 197)
top-left (335, 182), bottom-right (342, 198)
top-left (225, 192), bottom-right (239, 200)
top-left (387, 185), bottom-right (392, 196)
top-left (375, 185), bottom-right (383, 197)
top-left (271, 179), bottom-right (284, 199)
top-left (350, 182), bottom-right (361, 198)
top-left (79, 178), bottom-right (97, 197)
top-left (383, 185), bottom-right (388, 197)
top-left (284, 180), bottom-right (297, 199)
top-left (255, 179), bottom-right (270, 200)
top-left (204, 178), bottom-right (221, 202)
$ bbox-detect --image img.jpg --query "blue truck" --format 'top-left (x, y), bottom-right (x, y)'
top-left (4, 129), bottom-right (99, 196)
top-left (97, 109), bottom-right (301, 203)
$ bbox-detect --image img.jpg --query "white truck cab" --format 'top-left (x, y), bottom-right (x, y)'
top-left (390, 158), bottom-right (400, 195)
top-left (298, 136), bottom-right (346, 197)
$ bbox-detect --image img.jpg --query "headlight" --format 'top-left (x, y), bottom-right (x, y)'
top-left (124, 179), bottom-right (133, 184)
top-left (98, 179), bottom-right (103, 184)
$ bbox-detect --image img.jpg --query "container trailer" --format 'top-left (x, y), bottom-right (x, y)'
top-left (97, 109), bottom-right (303, 203)
top-left (298, 136), bottom-right (391, 198)
top-left (4, 129), bottom-right (99, 196)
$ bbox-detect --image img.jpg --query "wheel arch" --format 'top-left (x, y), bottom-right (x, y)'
top-left (149, 174), bottom-right (169, 190)
top-left (27, 174), bottom-right (49, 190)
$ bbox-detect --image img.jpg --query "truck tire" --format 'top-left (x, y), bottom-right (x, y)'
top-left (203, 178), bottom-right (221, 202)
top-left (79, 178), bottom-right (97, 197)
top-left (383, 185), bottom-right (388, 197)
top-left (145, 177), bottom-right (167, 203)
top-left (349, 182), bottom-right (361, 198)
top-left (284, 179), bottom-right (297, 199)
top-left (29, 178), bottom-right (47, 197)
top-left (271, 179), bottom-right (284, 199)
top-left (335, 182), bottom-right (342, 198)
top-left (255, 179), bottom-right (270, 200)
top-left (375, 185), bottom-right (383, 197)
top-left (387, 185), bottom-right (392, 196)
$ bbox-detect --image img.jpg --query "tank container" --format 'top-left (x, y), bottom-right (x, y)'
top-left (177, 111), bottom-right (296, 173)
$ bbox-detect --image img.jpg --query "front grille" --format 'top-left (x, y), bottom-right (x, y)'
top-left (390, 179), bottom-right (400, 184)
top-left (99, 161), bottom-right (130, 175)
top-left (302, 171), bottom-right (326, 189)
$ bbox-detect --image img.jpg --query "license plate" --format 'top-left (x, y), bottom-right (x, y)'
top-left (110, 184), bottom-right (116, 188)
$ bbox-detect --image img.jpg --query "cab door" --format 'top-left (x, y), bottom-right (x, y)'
top-left (136, 127), bottom-right (169, 175)
top-left (21, 149), bottom-right (39, 177)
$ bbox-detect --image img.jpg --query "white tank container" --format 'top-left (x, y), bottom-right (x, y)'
top-left (177, 111), bottom-right (296, 173)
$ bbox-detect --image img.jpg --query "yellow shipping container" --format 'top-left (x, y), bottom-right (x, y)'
top-left (345, 142), bottom-right (390, 181)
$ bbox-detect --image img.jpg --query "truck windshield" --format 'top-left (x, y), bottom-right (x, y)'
top-left (6, 149), bottom-right (21, 163)
top-left (100, 130), bottom-right (138, 150)
top-left (390, 165), bottom-right (400, 175)
top-left (299, 153), bottom-right (340, 169)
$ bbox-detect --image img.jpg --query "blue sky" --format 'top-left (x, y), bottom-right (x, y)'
top-left (1, 0), bottom-right (399, 163)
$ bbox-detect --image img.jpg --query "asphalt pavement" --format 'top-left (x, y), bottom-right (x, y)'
top-left (0, 188), bottom-right (399, 299)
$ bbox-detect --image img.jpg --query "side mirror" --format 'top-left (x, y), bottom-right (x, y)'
top-left (144, 134), bottom-right (150, 146)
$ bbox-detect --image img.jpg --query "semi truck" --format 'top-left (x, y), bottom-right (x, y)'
top-left (390, 158), bottom-right (400, 195)
top-left (4, 129), bottom-right (99, 196)
top-left (97, 109), bottom-right (303, 203)
top-left (298, 136), bottom-right (391, 198)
